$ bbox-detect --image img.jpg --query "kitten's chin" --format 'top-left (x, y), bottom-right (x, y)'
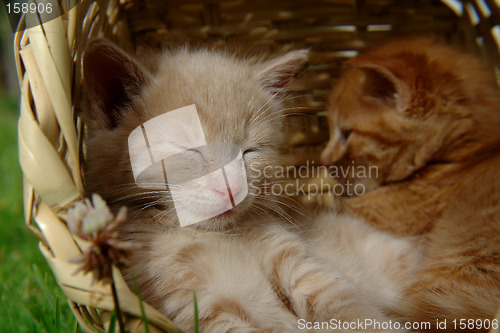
top-left (186, 193), bottom-right (258, 231)
top-left (189, 209), bottom-right (241, 231)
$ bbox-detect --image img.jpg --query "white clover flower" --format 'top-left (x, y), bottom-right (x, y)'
top-left (67, 194), bottom-right (131, 284)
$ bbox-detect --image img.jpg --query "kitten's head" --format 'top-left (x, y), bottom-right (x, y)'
top-left (321, 38), bottom-right (500, 192)
top-left (81, 39), bottom-right (308, 230)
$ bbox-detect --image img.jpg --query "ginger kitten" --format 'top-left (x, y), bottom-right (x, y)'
top-left (80, 39), bottom-right (405, 332)
top-left (322, 38), bottom-right (500, 330)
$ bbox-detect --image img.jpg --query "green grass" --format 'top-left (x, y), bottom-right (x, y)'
top-left (0, 93), bottom-right (81, 332)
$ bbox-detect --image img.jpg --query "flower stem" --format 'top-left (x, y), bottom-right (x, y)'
top-left (111, 272), bottom-right (126, 333)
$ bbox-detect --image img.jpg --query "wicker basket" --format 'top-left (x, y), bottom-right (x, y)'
top-left (15, 0), bottom-right (500, 332)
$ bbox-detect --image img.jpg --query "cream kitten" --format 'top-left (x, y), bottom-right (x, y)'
top-left (80, 39), bottom-right (410, 332)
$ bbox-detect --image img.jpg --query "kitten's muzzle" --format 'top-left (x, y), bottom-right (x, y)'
top-left (321, 125), bottom-right (348, 166)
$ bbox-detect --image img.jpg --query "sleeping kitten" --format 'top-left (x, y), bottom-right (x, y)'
top-left (321, 38), bottom-right (500, 331)
top-left (80, 39), bottom-right (405, 332)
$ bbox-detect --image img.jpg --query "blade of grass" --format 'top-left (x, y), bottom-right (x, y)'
top-left (107, 311), bottom-right (117, 333)
top-left (38, 304), bottom-right (58, 333)
top-left (32, 264), bottom-right (56, 310)
top-left (110, 278), bottom-right (126, 333)
top-left (131, 274), bottom-right (150, 333)
top-left (55, 295), bottom-right (61, 331)
top-left (193, 290), bottom-right (199, 333)
top-left (30, 264), bottom-right (59, 333)
top-left (19, 302), bottom-right (41, 332)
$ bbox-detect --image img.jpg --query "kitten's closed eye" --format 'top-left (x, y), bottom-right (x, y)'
top-left (243, 147), bottom-right (260, 159)
top-left (186, 148), bottom-right (206, 161)
top-left (342, 129), bottom-right (352, 141)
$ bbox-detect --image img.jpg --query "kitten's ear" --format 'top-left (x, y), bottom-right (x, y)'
top-left (82, 39), bottom-right (151, 130)
top-left (350, 62), bottom-right (409, 111)
top-left (256, 50), bottom-right (309, 95)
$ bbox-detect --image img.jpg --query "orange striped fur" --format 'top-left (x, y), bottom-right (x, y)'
top-left (322, 38), bottom-right (500, 331)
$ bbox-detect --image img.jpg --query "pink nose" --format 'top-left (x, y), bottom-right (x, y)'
top-left (228, 181), bottom-right (243, 196)
top-left (213, 180), bottom-right (242, 203)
